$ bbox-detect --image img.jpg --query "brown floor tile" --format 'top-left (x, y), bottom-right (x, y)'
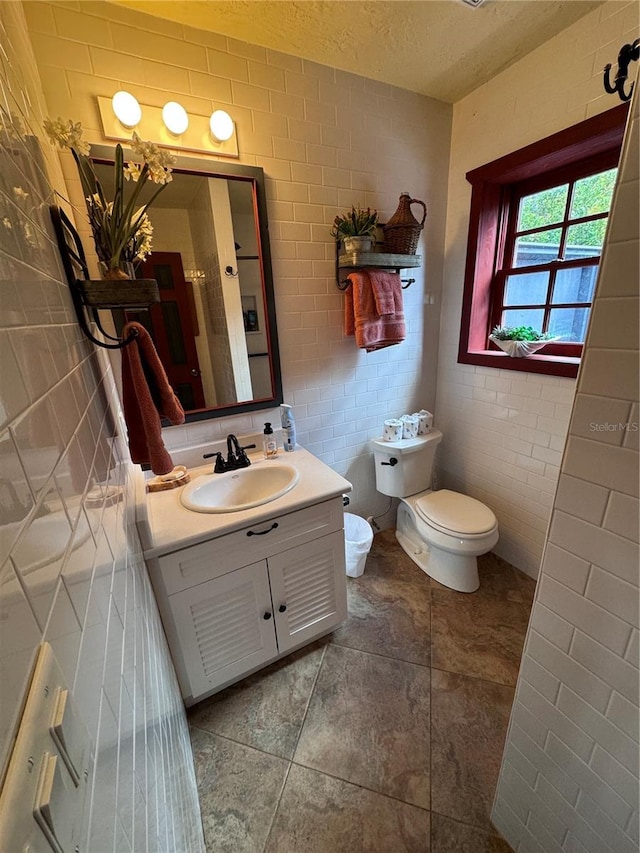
top-left (294, 644), bottom-right (431, 809)
top-left (431, 588), bottom-right (529, 686)
top-left (514, 567), bottom-right (537, 606)
top-left (189, 727), bottom-right (289, 853)
top-left (431, 813), bottom-right (514, 852)
top-left (431, 669), bottom-right (515, 832)
top-left (331, 571), bottom-right (431, 666)
top-left (266, 764), bottom-right (431, 853)
top-left (188, 641), bottom-right (327, 759)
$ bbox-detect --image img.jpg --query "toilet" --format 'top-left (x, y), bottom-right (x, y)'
top-left (371, 430), bottom-right (498, 592)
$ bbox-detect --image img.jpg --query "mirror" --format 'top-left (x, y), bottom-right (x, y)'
top-left (91, 146), bottom-right (282, 422)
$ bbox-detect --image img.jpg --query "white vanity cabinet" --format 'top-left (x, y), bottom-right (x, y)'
top-left (148, 496), bottom-right (347, 704)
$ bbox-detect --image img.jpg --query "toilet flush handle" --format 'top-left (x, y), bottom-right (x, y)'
top-left (381, 457), bottom-right (398, 466)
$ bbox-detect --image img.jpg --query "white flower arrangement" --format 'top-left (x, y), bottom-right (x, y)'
top-left (44, 117), bottom-right (175, 277)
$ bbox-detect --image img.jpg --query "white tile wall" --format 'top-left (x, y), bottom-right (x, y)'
top-left (492, 69), bottom-right (639, 853)
top-left (436, 0), bottom-right (639, 576)
top-left (25, 0), bottom-right (452, 528)
top-left (0, 4), bottom-right (204, 850)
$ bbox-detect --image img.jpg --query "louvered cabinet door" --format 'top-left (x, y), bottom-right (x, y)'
top-left (268, 531), bottom-right (347, 654)
top-left (169, 560), bottom-right (277, 698)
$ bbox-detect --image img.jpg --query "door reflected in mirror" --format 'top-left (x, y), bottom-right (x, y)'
top-left (92, 150), bottom-right (282, 422)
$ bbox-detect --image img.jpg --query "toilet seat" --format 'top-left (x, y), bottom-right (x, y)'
top-left (415, 489), bottom-right (497, 536)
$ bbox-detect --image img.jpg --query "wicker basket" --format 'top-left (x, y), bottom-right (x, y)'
top-left (383, 194), bottom-right (427, 255)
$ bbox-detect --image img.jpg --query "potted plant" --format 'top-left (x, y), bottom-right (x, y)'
top-left (489, 325), bottom-right (557, 358)
top-left (44, 118), bottom-right (174, 282)
top-left (331, 205), bottom-right (378, 253)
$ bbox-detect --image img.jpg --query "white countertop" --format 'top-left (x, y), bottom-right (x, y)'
top-left (136, 446), bottom-right (352, 559)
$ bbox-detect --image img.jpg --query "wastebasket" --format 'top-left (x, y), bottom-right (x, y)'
top-left (344, 513), bottom-right (374, 578)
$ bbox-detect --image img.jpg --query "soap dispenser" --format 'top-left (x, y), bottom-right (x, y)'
top-left (263, 423), bottom-right (278, 459)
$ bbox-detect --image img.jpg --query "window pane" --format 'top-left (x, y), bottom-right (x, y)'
top-left (570, 168), bottom-right (617, 218)
top-left (548, 307), bottom-right (590, 342)
top-left (517, 184), bottom-right (568, 231)
top-left (504, 271), bottom-right (549, 305)
top-left (502, 308), bottom-right (545, 330)
top-left (565, 221), bottom-right (607, 256)
top-left (514, 231), bottom-right (561, 267)
top-left (552, 266), bottom-right (598, 304)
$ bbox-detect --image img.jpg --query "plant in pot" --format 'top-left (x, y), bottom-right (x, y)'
top-left (44, 118), bottom-right (174, 290)
top-left (331, 205), bottom-right (378, 253)
top-left (490, 325), bottom-right (557, 358)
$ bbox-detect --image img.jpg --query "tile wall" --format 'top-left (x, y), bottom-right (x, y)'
top-left (492, 76), bottom-right (639, 853)
top-left (0, 3), bottom-right (203, 850)
top-left (25, 0), bottom-right (452, 527)
top-left (436, 0), bottom-right (639, 575)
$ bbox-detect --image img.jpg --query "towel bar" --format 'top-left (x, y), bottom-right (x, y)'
top-left (338, 277), bottom-right (414, 291)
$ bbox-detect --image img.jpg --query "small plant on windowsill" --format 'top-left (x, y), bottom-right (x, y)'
top-left (489, 325), bottom-right (558, 358)
top-left (331, 205), bottom-right (378, 253)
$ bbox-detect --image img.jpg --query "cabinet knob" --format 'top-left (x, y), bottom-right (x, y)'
top-left (263, 612), bottom-right (272, 620)
top-left (278, 604), bottom-right (287, 613)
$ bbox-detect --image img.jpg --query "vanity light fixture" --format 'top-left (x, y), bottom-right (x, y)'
top-left (98, 95), bottom-right (239, 157)
top-left (209, 110), bottom-right (234, 142)
top-left (111, 90), bottom-right (142, 128)
top-left (162, 101), bottom-right (189, 135)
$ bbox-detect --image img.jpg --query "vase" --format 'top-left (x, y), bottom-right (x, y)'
top-left (383, 193), bottom-right (427, 254)
top-left (342, 235), bottom-right (375, 253)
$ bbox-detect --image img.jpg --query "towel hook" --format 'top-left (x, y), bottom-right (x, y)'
top-left (50, 205), bottom-right (149, 350)
top-left (225, 265), bottom-right (239, 277)
top-left (603, 39), bottom-right (639, 102)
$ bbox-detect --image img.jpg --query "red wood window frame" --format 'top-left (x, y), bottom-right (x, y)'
top-left (457, 104), bottom-right (628, 379)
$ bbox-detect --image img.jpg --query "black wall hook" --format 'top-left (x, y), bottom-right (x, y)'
top-left (603, 39), bottom-right (639, 102)
top-left (224, 265), bottom-right (238, 277)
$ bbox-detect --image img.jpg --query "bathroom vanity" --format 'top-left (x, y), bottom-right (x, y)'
top-left (136, 445), bottom-right (351, 706)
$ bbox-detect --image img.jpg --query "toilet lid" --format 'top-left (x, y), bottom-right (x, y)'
top-left (415, 490), bottom-right (496, 535)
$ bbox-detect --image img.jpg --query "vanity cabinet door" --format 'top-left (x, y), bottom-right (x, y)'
top-left (269, 531), bottom-right (347, 655)
top-left (169, 560), bottom-right (277, 698)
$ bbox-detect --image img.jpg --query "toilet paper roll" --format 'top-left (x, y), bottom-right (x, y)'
top-left (412, 410), bottom-right (433, 435)
top-left (383, 419), bottom-right (403, 442)
top-left (400, 414), bottom-right (419, 439)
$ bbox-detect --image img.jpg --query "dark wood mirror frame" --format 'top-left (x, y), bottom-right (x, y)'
top-left (90, 145), bottom-right (283, 423)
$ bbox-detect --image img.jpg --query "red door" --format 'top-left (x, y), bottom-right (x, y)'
top-left (136, 252), bottom-right (206, 411)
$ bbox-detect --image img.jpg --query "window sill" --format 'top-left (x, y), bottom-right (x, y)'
top-left (459, 349), bottom-right (579, 378)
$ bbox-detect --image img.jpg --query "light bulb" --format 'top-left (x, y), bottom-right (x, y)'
top-left (111, 91), bottom-right (141, 128)
top-left (209, 110), bottom-right (234, 142)
top-left (162, 101), bottom-right (189, 135)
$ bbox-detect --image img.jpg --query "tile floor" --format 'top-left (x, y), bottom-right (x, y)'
top-left (188, 530), bottom-right (536, 852)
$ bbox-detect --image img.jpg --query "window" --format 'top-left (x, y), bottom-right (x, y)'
top-left (458, 104), bottom-right (628, 378)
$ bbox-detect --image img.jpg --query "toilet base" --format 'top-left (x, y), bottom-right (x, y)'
top-left (396, 499), bottom-right (496, 593)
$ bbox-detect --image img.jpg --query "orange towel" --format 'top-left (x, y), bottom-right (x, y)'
top-left (121, 321), bottom-right (185, 475)
top-left (344, 270), bottom-right (405, 352)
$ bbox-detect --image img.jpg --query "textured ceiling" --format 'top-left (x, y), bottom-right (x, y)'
top-left (112, 0), bottom-right (606, 102)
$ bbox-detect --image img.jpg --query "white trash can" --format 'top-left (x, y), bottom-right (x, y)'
top-left (344, 513), bottom-right (374, 578)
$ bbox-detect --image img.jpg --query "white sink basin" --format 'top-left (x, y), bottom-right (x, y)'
top-left (180, 463), bottom-right (300, 513)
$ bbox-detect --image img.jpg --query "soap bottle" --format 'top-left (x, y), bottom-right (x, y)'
top-left (263, 422), bottom-right (278, 458)
top-left (280, 404), bottom-right (296, 452)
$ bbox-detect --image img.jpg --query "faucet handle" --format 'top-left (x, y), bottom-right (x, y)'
top-left (214, 452), bottom-right (227, 473)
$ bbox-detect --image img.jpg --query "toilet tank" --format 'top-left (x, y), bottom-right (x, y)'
top-left (371, 430), bottom-right (443, 498)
